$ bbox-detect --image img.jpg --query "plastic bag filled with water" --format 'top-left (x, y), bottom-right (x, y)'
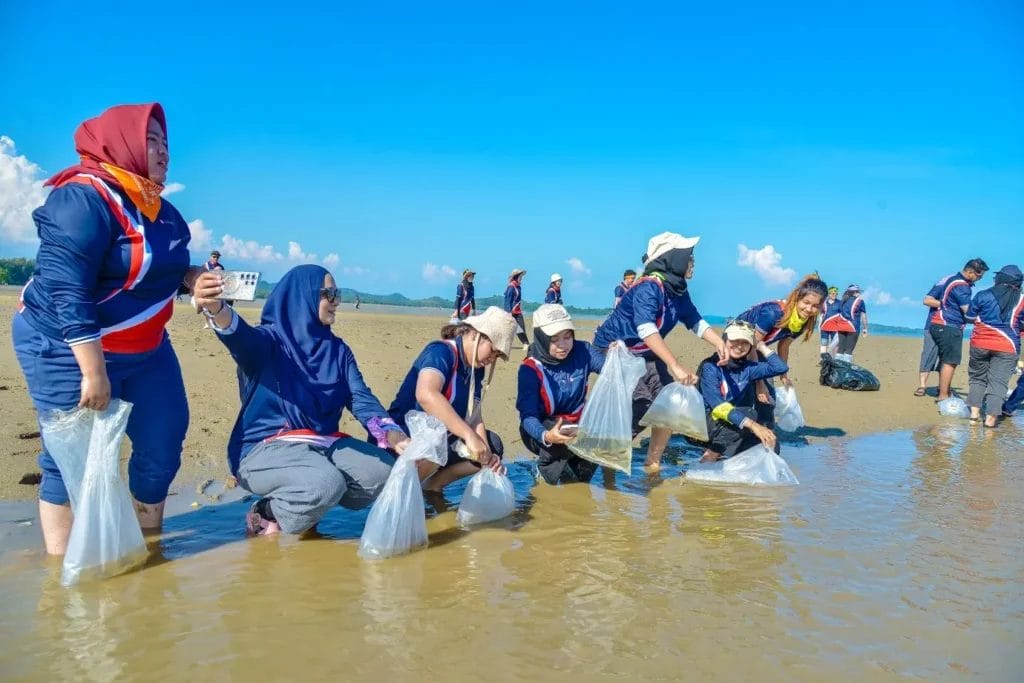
top-left (570, 344), bottom-right (646, 474)
top-left (639, 382), bottom-right (709, 441)
top-left (359, 411), bottom-right (447, 559)
top-left (937, 396), bottom-right (970, 418)
top-left (40, 400), bottom-right (147, 586)
top-left (686, 444), bottom-right (799, 486)
top-left (774, 386), bottom-right (806, 432)
top-left (456, 467), bottom-right (516, 527)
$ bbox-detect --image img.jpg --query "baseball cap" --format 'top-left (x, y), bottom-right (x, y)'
top-left (645, 232), bottom-right (700, 262)
top-left (532, 304), bottom-right (575, 336)
top-left (723, 320), bottom-right (756, 346)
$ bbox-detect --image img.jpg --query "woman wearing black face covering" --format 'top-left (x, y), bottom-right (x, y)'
top-left (516, 305), bottom-right (608, 484)
top-left (592, 232), bottom-right (727, 469)
top-left (965, 264), bottom-right (1024, 427)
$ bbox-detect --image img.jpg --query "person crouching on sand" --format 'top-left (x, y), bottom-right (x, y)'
top-left (193, 264), bottom-right (410, 536)
top-left (387, 307), bottom-right (516, 491)
top-left (698, 321), bottom-right (785, 462)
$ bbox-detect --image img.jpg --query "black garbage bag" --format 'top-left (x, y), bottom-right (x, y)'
top-left (819, 354), bottom-right (881, 391)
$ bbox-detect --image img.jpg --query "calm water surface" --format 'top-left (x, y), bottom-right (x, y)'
top-left (1, 418), bottom-right (1022, 682)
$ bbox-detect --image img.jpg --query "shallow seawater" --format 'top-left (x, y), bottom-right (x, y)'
top-left (1, 418), bottom-right (1022, 682)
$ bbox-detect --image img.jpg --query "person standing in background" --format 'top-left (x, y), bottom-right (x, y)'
top-left (834, 284), bottom-right (868, 363)
top-left (964, 265), bottom-right (1024, 427)
top-left (205, 250), bottom-right (224, 272)
top-left (924, 258), bottom-right (989, 401)
top-left (914, 297), bottom-right (941, 396)
top-left (818, 286), bottom-right (840, 356)
top-left (545, 274), bottom-right (564, 304)
top-left (614, 269), bottom-right (636, 308)
top-left (504, 268), bottom-right (529, 349)
top-left (454, 269), bottom-right (476, 321)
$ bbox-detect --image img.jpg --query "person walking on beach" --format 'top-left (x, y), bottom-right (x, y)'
top-left (517, 305), bottom-right (608, 485)
top-left (964, 265), bottom-right (1024, 427)
top-left (205, 250), bottom-right (224, 272)
top-left (834, 284), bottom-right (868, 363)
top-left (504, 268), bottom-right (530, 348)
top-left (614, 269), bottom-right (636, 308)
top-left (193, 264), bottom-right (409, 536)
top-left (388, 307), bottom-right (515, 492)
top-left (818, 286), bottom-right (840, 356)
top-left (592, 231), bottom-right (727, 470)
top-left (12, 103), bottom-right (197, 554)
top-left (545, 274), bottom-right (564, 304)
top-left (924, 258), bottom-right (989, 401)
top-left (453, 269), bottom-right (476, 321)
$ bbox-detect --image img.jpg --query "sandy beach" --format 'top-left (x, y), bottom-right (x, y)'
top-left (0, 292), bottom-right (949, 501)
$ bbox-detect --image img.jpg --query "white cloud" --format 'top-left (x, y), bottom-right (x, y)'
top-left (343, 265), bottom-right (370, 276)
top-left (422, 262), bottom-right (457, 282)
top-left (187, 219), bottom-right (213, 251)
top-left (566, 256), bottom-right (592, 277)
top-left (863, 286), bottom-right (894, 306)
top-left (899, 296), bottom-right (916, 306)
top-left (0, 136), bottom-right (48, 244)
top-left (286, 241), bottom-right (317, 262)
top-left (736, 244), bottom-right (797, 286)
top-left (160, 182), bottom-right (185, 197)
top-left (322, 253), bottom-right (340, 268)
top-left (219, 233), bottom-right (283, 262)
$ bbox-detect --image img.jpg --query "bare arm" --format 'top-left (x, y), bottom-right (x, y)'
top-left (71, 340), bottom-right (110, 410)
top-left (642, 332), bottom-right (696, 384)
top-left (923, 295), bottom-right (941, 308)
top-left (777, 338), bottom-right (794, 386)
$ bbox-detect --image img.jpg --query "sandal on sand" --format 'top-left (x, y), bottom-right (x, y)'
top-left (914, 388), bottom-right (926, 397)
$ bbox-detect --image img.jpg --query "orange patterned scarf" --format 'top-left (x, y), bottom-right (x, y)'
top-left (100, 163), bottom-right (164, 221)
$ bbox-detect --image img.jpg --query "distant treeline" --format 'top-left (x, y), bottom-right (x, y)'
top-left (0, 258), bottom-right (34, 286)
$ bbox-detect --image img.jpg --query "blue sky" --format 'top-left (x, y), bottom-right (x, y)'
top-left (1, 1), bottom-right (1021, 326)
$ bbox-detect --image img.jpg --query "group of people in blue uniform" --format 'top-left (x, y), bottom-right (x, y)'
top-left (12, 102), bottom-right (1022, 553)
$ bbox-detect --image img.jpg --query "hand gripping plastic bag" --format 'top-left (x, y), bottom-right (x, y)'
top-left (937, 396), bottom-right (970, 418)
top-left (359, 411), bottom-right (447, 559)
top-left (456, 468), bottom-right (516, 527)
top-left (39, 400), bottom-right (147, 585)
top-left (686, 444), bottom-right (799, 486)
top-left (569, 344), bottom-right (646, 474)
top-left (774, 386), bottom-right (806, 432)
top-left (638, 382), bottom-right (709, 441)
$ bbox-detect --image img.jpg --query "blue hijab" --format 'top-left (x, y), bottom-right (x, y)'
top-left (260, 265), bottom-right (347, 426)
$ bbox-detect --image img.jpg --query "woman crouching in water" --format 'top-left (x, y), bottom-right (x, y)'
top-left (388, 307), bottom-right (516, 491)
top-left (193, 265), bottom-right (410, 536)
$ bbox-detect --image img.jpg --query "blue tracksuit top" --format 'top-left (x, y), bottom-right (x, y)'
top-left (516, 340), bottom-right (605, 442)
top-left (593, 276), bottom-right (705, 351)
top-left (698, 352), bottom-right (788, 426)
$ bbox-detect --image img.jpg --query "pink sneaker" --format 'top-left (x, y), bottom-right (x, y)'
top-left (246, 499), bottom-right (281, 536)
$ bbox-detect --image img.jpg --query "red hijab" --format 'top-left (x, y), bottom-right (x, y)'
top-left (46, 103), bottom-right (167, 220)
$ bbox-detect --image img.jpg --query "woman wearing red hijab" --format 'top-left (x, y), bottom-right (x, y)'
top-left (12, 103), bottom-right (198, 554)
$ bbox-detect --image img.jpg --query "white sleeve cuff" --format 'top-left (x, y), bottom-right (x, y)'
top-left (212, 307), bottom-right (240, 335)
top-left (636, 322), bottom-right (659, 339)
top-left (695, 319), bottom-right (711, 338)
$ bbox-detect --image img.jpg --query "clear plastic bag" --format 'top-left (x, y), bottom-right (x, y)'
top-left (686, 444), bottom-right (799, 486)
top-left (570, 344), bottom-right (646, 474)
top-left (639, 382), bottom-right (709, 441)
top-left (358, 411), bottom-right (448, 559)
top-left (39, 400), bottom-right (148, 585)
top-left (937, 396), bottom-right (970, 418)
top-left (774, 386), bottom-right (806, 432)
top-left (456, 468), bottom-right (516, 526)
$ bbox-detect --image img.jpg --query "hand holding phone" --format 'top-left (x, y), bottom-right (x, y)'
top-left (216, 271), bottom-right (261, 301)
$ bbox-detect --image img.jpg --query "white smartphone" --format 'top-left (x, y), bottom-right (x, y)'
top-left (559, 424), bottom-right (579, 437)
top-left (216, 271), bottom-right (261, 301)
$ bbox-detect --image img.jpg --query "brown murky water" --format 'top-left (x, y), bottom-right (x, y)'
top-left (1, 420), bottom-right (1022, 682)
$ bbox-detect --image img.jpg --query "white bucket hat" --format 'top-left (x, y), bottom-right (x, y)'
top-left (549, 272), bottom-right (563, 284)
top-left (645, 232), bottom-right (700, 263)
top-left (462, 306), bottom-right (517, 359)
top-left (532, 304), bottom-right (574, 336)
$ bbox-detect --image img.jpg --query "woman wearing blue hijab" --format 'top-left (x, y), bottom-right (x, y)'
top-left (194, 265), bottom-right (409, 536)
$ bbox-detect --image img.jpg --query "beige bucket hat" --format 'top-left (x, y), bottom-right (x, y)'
top-left (463, 306), bottom-right (517, 358)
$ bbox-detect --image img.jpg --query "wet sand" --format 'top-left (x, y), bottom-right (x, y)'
top-left (1, 292), bottom-right (948, 501)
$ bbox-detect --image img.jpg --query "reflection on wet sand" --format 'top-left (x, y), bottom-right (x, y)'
top-left (2, 420), bottom-right (1023, 681)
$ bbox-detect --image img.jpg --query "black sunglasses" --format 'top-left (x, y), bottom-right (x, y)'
top-left (320, 287), bottom-right (340, 303)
